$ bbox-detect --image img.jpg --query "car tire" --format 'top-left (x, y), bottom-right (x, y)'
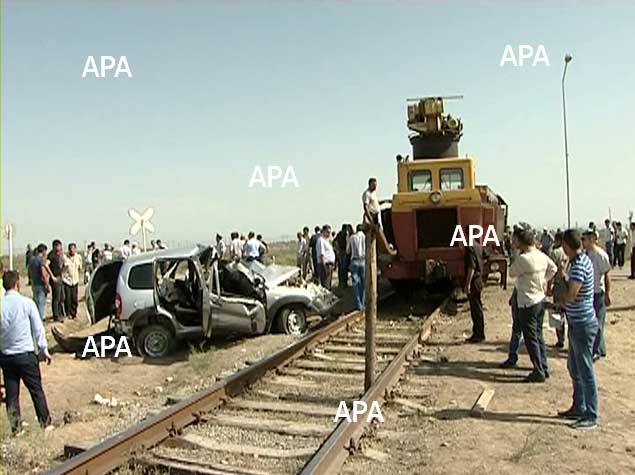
top-left (135, 323), bottom-right (175, 358)
top-left (276, 305), bottom-right (308, 335)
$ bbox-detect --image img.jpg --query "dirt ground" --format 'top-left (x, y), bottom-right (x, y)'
top-left (3, 265), bottom-right (634, 475)
top-left (343, 266), bottom-right (635, 475)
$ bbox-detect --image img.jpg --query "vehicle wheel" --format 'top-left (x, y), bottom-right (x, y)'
top-left (276, 305), bottom-right (308, 335)
top-left (135, 324), bottom-right (175, 358)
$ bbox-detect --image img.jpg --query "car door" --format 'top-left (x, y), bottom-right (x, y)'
top-left (207, 261), bottom-right (266, 335)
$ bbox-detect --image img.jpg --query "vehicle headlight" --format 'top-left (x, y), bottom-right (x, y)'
top-left (430, 191), bottom-right (442, 204)
top-left (490, 262), bottom-right (500, 272)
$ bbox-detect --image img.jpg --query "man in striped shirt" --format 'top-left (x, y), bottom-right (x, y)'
top-left (558, 229), bottom-right (599, 430)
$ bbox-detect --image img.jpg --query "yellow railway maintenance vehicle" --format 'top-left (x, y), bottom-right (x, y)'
top-left (380, 96), bottom-right (508, 289)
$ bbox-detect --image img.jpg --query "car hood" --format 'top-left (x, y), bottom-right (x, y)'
top-left (241, 260), bottom-right (300, 287)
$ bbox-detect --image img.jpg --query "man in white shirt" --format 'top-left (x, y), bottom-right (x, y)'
top-left (243, 232), bottom-right (265, 262)
top-left (362, 178), bottom-right (382, 226)
top-left (347, 224), bottom-right (366, 309)
top-left (599, 219), bottom-right (614, 264)
top-left (229, 232), bottom-right (242, 261)
top-left (615, 222), bottom-right (629, 269)
top-left (120, 240), bottom-right (132, 260)
top-left (582, 230), bottom-right (611, 359)
top-left (509, 227), bottom-right (557, 383)
top-left (317, 225), bottom-right (336, 289)
top-left (362, 177), bottom-right (397, 256)
top-left (62, 243), bottom-right (83, 319)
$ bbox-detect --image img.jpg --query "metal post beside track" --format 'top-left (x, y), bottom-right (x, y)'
top-left (364, 226), bottom-right (377, 391)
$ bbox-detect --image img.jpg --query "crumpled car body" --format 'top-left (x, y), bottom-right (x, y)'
top-left (85, 244), bottom-right (339, 357)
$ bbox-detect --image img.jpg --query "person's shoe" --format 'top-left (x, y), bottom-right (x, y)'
top-left (44, 424), bottom-right (55, 433)
top-left (628, 276), bottom-right (635, 280)
top-left (571, 419), bottom-right (598, 430)
top-left (465, 335), bottom-right (485, 343)
top-left (593, 354), bottom-right (601, 362)
top-left (499, 360), bottom-right (517, 369)
top-left (544, 370), bottom-right (550, 379)
top-left (557, 408), bottom-right (581, 420)
top-left (524, 371), bottom-right (546, 383)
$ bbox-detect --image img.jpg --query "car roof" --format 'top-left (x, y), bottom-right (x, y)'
top-left (122, 244), bottom-right (210, 267)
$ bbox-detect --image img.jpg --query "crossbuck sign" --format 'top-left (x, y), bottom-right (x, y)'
top-left (128, 208), bottom-right (155, 252)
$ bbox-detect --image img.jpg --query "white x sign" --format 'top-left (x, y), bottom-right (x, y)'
top-left (128, 208), bottom-right (155, 252)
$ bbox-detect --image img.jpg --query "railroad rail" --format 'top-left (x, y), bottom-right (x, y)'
top-left (41, 296), bottom-right (445, 475)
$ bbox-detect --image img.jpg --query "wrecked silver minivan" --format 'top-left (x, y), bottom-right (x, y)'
top-left (86, 245), bottom-right (338, 357)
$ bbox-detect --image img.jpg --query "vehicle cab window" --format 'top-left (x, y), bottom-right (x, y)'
top-left (409, 169), bottom-right (432, 192)
top-left (440, 168), bottom-right (464, 190)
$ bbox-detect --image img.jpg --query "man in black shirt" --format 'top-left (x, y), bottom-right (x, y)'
top-left (309, 226), bottom-right (321, 283)
top-left (465, 243), bottom-right (485, 342)
top-left (47, 239), bottom-right (65, 322)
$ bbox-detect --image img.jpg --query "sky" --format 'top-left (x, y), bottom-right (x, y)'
top-left (2, 1), bottom-right (634, 251)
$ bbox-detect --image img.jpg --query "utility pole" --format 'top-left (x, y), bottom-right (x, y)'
top-left (364, 226), bottom-right (377, 391)
top-left (562, 53), bottom-right (573, 228)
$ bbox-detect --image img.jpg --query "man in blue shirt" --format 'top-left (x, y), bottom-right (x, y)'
top-left (558, 229), bottom-right (599, 430)
top-left (0, 271), bottom-right (52, 434)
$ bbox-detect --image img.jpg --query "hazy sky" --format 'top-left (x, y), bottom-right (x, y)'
top-left (2, 1), bottom-right (634, 250)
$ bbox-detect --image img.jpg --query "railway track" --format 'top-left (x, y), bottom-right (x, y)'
top-left (42, 295), bottom-right (446, 475)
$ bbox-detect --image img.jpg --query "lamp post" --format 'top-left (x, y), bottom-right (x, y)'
top-left (562, 53), bottom-right (573, 228)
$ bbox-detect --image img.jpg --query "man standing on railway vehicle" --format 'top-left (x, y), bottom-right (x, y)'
top-left (0, 271), bottom-right (53, 435)
top-left (582, 230), bottom-right (611, 360)
top-left (509, 228), bottom-right (557, 383)
top-left (558, 229), bottom-right (599, 429)
top-left (317, 225), bottom-right (336, 289)
top-left (47, 240), bottom-right (65, 322)
top-left (464, 243), bottom-right (485, 343)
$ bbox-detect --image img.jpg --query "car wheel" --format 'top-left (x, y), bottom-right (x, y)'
top-left (277, 305), bottom-right (308, 335)
top-left (136, 324), bottom-right (175, 358)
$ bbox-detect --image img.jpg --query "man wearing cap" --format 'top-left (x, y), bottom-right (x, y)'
top-left (582, 230), bottom-right (611, 360)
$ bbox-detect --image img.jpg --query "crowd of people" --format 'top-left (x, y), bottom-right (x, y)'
top-left (465, 214), bottom-right (634, 431)
top-left (21, 238), bottom-right (169, 323)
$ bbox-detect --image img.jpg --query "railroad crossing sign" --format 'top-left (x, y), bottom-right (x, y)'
top-left (128, 208), bottom-right (154, 252)
top-left (3, 223), bottom-right (15, 270)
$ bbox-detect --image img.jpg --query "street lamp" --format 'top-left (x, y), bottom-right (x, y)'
top-left (562, 53), bottom-right (573, 228)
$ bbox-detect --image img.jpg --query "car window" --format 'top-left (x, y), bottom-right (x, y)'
top-left (440, 168), bottom-right (464, 190)
top-left (409, 170), bottom-right (432, 191)
top-left (128, 263), bottom-right (154, 290)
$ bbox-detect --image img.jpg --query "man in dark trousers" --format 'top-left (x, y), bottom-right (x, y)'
top-left (464, 243), bottom-right (485, 342)
top-left (0, 271), bottom-right (53, 434)
top-left (47, 239), bottom-right (65, 322)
